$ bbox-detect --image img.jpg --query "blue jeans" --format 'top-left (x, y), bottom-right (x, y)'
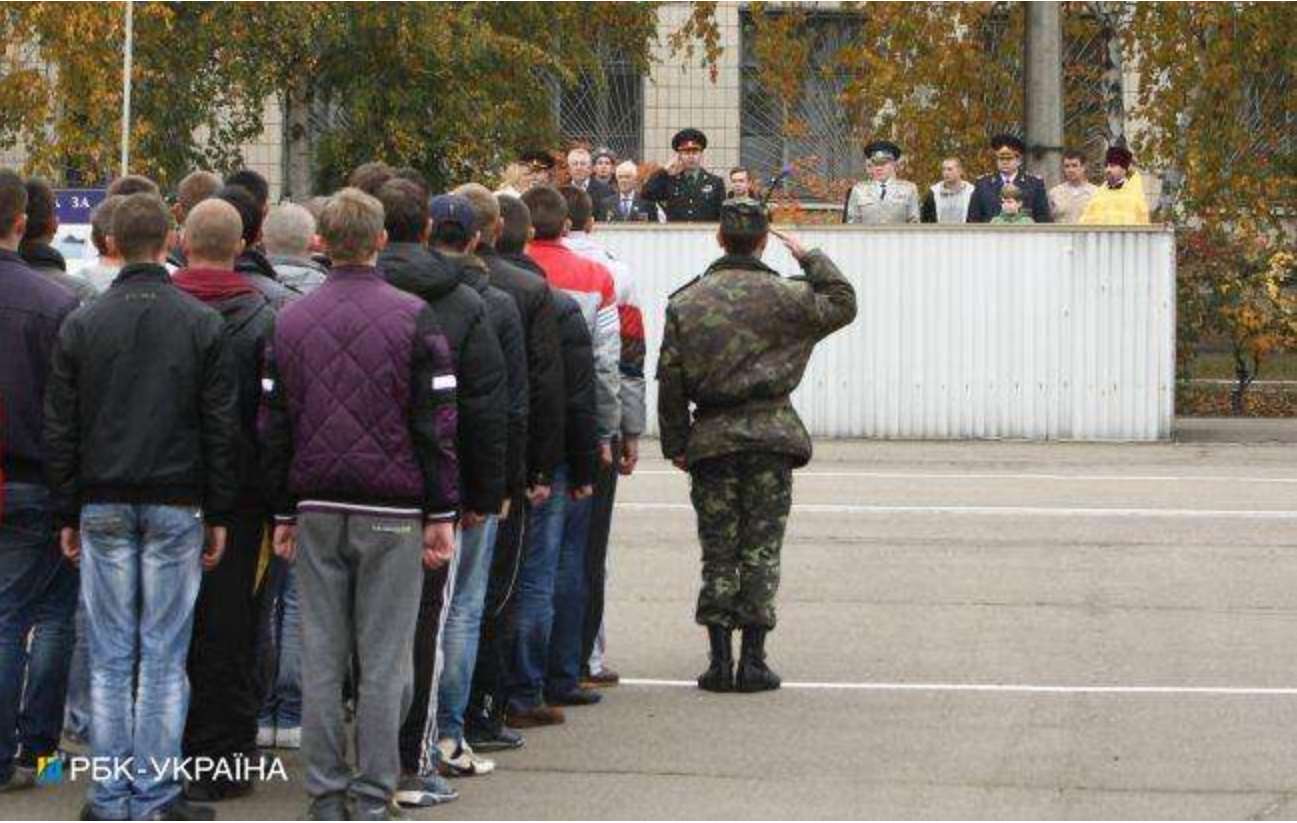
top-left (64, 595), bottom-right (91, 741)
top-left (259, 561), bottom-right (302, 729)
top-left (0, 483), bottom-right (78, 781)
top-left (507, 466), bottom-right (569, 712)
top-left (436, 515), bottom-right (498, 744)
top-left (546, 490), bottom-right (594, 698)
top-left (80, 504), bottom-right (204, 820)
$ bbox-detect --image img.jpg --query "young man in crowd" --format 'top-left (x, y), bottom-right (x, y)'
top-left (218, 182), bottom-right (300, 309)
top-left (462, 193), bottom-right (567, 751)
top-left (20, 177), bottom-right (98, 303)
top-left (0, 168), bottom-right (79, 796)
top-left (990, 185), bottom-right (1035, 225)
top-left (558, 186), bottom-right (646, 689)
top-left (263, 203), bottom-right (328, 294)
top-left (260, 187), bottom-right (461, 821)
top-left (426, 193), bottom-right (528, 778)
top-left (172, 199), bottom-right (278, 803)
top-left (81, 195), bottom-right (125, 293)
top-left (509, 186), bottom-right (619, 723)
top-left (44, 190), bottom-right (239, 821)
top-left (728, 167), bottom-right (753, 199)
top-left (375, 178), bottom-right (506, 808)
top-left (920, 157), bottom-right (975, 224)
top-left (1049, 150), bottom-right (1098, 223)
top-left (167, 171), bottom-right (223, 269)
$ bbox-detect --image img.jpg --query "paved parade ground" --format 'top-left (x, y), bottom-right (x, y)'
top-left (14, 424), bottom-right (1297, 820)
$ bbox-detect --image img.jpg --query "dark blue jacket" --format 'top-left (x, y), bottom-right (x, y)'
top-left (0, 248), bottom-right (77, 484)
top-left (966, 171), bottom-right (1052, 224)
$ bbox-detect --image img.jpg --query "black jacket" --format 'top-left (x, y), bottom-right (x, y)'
top-left (380, 242), bottom-right (508, 515)
top-left (204, 291), bottom-right (276, 504)
top-left (598, 193), bottom-right (660, 223)
top-left (21, 240), bottom-right (99, 304)
top-left (236, 248), bottom-right (302, 310)
top-left (449, 253), bottom-right (530, 499)
top-left (43, 264), bottom-right (240, 528)
top-left (553, 288), bottom-right (596, 488)
top-left (582, 179), bottom-right (615, 218)
top-left (966, 172), bottom-right (1052, 224)
top-left (0, 249), bottom-right (78, 484)
top-left (478, 245), bottom-right (565, 485)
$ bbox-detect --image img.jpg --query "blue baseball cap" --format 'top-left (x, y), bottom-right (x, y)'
top-left (428, 194), bottom-right (475, 232)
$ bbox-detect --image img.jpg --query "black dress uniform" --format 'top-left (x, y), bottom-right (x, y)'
top-left (641, 128), bottom-right (726, 222)
top-left (966, 134), bottom-right (1052, 223)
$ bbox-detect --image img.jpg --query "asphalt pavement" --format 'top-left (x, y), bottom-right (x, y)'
top-left (12, 423), bottom-right (1297, 820)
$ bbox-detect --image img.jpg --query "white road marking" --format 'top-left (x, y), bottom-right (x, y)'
top-left (621, 678), bottom-right (1297, 696)
top-left (615, 503), bottom-right (1297, 519)
top-left (635, 470), bottom-right (1297, 484)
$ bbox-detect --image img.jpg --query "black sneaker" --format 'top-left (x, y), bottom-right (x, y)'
top-left (546, 687), bottom-right (602, 706)
top-left (307, 792), bottom-right (350, 820)
top-left (465, 710), bottom-right (525, 752)
top-left (185, 775), bottom-right (254, 802)
top-left (147, 797), bottom-right (216, 821)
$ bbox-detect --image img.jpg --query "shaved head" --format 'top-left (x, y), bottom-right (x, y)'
top-left (183, 198), bottom-right (244, 265)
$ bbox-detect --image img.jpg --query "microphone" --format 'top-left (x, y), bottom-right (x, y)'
top-left (760, 164), bottom-right (794, 207)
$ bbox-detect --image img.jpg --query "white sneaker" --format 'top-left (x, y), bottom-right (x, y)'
top-left (256, 726), bottom-right (275, 748)
top-left (275, 726), bottom-right (301, 749)
top-left (436, 738), bottom-right (494, 777)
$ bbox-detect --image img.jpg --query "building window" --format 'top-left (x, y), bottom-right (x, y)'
top-left (557, 54), bottom-right (644, 162)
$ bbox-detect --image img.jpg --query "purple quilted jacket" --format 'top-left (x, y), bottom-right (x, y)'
top-left (259, 265), bottom-right (460, 521)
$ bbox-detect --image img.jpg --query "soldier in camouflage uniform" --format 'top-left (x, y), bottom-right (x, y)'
top-left (657, 199), bottom-right (857, 692)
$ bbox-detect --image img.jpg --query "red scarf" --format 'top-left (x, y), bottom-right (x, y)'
top-left (172, 267), bottom-right (256, 303)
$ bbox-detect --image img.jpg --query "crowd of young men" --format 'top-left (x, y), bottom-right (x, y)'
top-left (0, 160), bottom-right (644, 820)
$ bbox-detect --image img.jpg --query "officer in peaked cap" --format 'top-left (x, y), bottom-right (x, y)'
top-left (641, 128), bottom-right (726, 222)
top-left (520, 149), bottom-right (556, 187)
top-left (843, 140), bottom-right (921, 224)
top-left (967, 133), bottom-right (1052, 223)
top-left (657, 196), bottom-right (857, 694)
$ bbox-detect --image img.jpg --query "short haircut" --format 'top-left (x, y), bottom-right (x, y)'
top-left (176, 171), bottom-right (222, 217)
top-left (1062, 149), bottom-right (1087, 163)
top-left (521, 186), bottom-right (568, 240)
top-left (567, 147), bottom-right (591, 163)
top-left (729, 166), bottom-right (749, 178)
top-left (393, 166), bottom-right (430, 200)
top-left (22, 177), bottom-right (56, 241)
top-left (318, 187), bottom-right (385, 264)
top-left (453, 183), bottom-right (501, 244)
top-left (942, 156), bottom-right (963, 168)
top-left (225, 169), bottom-right (269, 208)
top-left (262, 203), bottom-right (316, 257)
top-left (107, 174), bottom-right (160, 197)
top-left (216, 184), bottom-right (263, 245)
top-left (375, 178), bottom-right (427, 244)
top-left (90, 195), bottom-right (125, 256)
top-left (720, 231), bottom-right (763, 257)
top-left (184, 198), bottom-right (244, 262)
top-left (497, 195), bottom-right (531, 254)
top-left (615, 160), bottom-right (638, 177)
top-left (348, 161), bottom-right (394, 196)
top-left (431, 221), bottom-right (473, 252)
top-left (0, 169), bottom-right (27, 238)
top-left (1000, 184), bottom-right (1023, 202)
top-left (558, 185), bottom-right (592, 231)
top-left (302, 196), bottom-right (329, 221)
top-left (111, 193), bottom-right (171, 262)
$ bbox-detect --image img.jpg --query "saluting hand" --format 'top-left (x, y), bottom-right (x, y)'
top-left (770, 227), bottom-right (808, 261)
top-left (666, 155), bottom-right (683, 177)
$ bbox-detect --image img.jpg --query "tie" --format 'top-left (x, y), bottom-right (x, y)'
top-left (621, 198), bottom-right (631, 218)
top-left (879, 183), bottom-right (887, 202)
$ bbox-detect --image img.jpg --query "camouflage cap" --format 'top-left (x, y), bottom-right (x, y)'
top-left (720, 197), bottom-right (769, 234)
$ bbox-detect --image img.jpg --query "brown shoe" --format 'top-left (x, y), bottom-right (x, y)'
top-left (581, 668), bottom-right (621, 689)
top-left (505, 705), bottom-right (565, 728)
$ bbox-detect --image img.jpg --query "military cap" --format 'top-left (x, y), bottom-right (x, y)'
top-left (990, 133), bottom-right (1026, 155)
top-left (520, 149), bottom-right (555, 171)
top-left (719, 197), bottom-right (769, 235)
top-left (864, 140), bottom-right (902, 165)
top-left (1105, 145), bottom-right (1133, 169)
top-left (672, 128), bottom-right (708, 152)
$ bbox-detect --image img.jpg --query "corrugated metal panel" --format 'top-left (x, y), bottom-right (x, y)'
top-left (595, 224), bottom-right (1176, 441)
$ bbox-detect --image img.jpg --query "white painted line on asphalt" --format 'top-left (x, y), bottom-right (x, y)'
top-left (615, 503), bottom-right (1297, 519)
top-left (621, 678), bottom-right (1297, 696)
top-left (636, 470), bottom-right (1297, 484)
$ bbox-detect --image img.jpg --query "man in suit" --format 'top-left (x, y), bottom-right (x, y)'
top-left (599, 161), bottom-right (662, 223)
top-left (567, 148), bottom-right (615, 218)
top-left (967, 134), bottom-right (1052, 223)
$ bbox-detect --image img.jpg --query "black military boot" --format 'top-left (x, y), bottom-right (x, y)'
top-left (735, 626), bottom-right (781, 693)
top-left (697, 626), bottom-right (734, 692)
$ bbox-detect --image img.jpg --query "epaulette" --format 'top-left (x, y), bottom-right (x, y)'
top-left (669, 275), bottom-right (702, 299)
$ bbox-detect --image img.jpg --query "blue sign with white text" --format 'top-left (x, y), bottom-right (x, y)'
top-left (55, 189), bottom-right (107, 225)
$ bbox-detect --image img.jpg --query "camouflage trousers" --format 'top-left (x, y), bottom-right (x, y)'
top-left (689, 452), bottom-right (794, 630)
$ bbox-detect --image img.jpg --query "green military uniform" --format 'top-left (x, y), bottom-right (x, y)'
top-left (641, 167), bottom-right (726, 222)
top-left (657, 204), bottom-right (857, 632)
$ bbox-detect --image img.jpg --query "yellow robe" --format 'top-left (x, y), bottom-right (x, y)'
top-left (1079, 171), bottom-right (1150, 225)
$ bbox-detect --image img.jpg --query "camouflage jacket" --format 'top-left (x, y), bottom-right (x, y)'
top-left (656, 249), bottom-right (857, 468)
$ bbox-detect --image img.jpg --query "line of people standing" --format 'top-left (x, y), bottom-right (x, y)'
top-left (0, 160), bottom-right (644, 820)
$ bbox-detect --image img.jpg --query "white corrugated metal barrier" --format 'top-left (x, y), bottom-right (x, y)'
top-left (593, 224), bottom-right (1176, 441)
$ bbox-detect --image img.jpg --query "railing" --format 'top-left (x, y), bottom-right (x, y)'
top-left (595, 224), bottom-right (1176, 441)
